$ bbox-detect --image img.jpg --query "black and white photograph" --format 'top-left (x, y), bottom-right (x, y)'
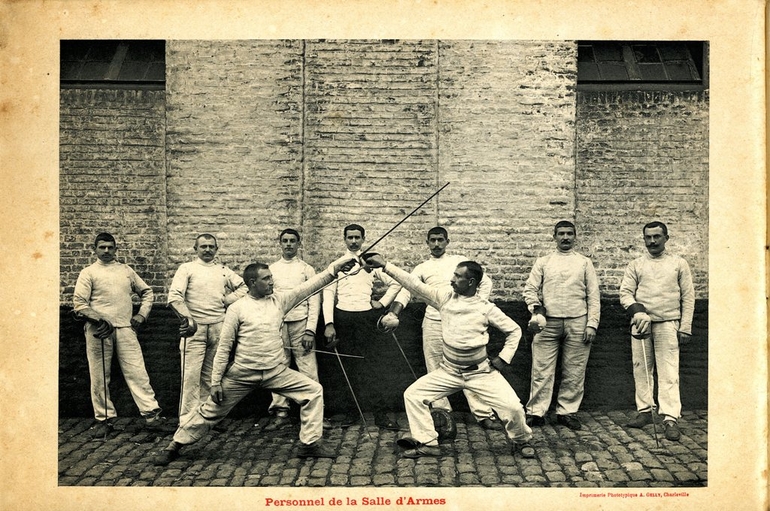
top-left (1, 1), bottom-right (766, 510)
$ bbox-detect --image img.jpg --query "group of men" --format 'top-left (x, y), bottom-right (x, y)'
top-left (71, 219), bottom-right (695, 466)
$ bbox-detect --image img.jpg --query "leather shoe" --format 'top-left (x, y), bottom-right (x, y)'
top-left (401, 444), bottom-right (441, 458)
top-left (513, 441), bottom-right (536, 459)
top-left (153, 447), bottom-right (180, 466)
top-left (297, 440), bottom-right (337, 458)
top-left (626, 412), bottom-right (653, 429)
top-left (479, 418), bottom-right (503, 430)
top-left (374, 414), bottom-right (400, 431)
top-left (263, 415), bottom-right (292, 432)
top-left (556, 414), bottom-right (582, 430)
top-left (663, 420), bottom-right (681, 441)
top-left (526, 414), bottom-right (545, 427)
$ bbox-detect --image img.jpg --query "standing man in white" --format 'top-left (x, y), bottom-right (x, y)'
top-left (263, 228), bottom-right (326, 431)
top-left (522, 221), bottom-right (600, 431)
top-left (168, 234), bottom-right (247, 427)
top-left (619, 221), bottom-right (694, 441)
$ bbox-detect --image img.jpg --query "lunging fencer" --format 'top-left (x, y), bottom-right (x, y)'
top-left (167, 233), bottom-right (247, 428)
top-left (153, 255), bottom-right (357, 465)
top-left (361, 254), bottom-right (534, 459)
top-left (73, 232), bottom-right (169, 437)
top-left (384, 226), bottom-right (502, 431)
top-left (619, 221), bottom-right (695, 442)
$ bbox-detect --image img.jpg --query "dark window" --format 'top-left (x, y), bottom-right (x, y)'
top-left (577, 41), bottom-right (708, 91)
top-left (61, 40), bottom-right (165, 89)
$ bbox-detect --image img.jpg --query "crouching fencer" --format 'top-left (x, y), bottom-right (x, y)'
top-left (153, 255), bottom-right (357, 466)
top-left (361, 254), bottom-right (534, 459)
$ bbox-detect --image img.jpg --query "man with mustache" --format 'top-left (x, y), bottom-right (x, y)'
top-left (153, 254), bottom-right (357, 465)
top-left (323, 224), bottom-right (403, 430)
top-left (361, 254), bottom-right (534, 459)
top-left (619, 221), bottom-right (694, 441)
top-left (385, 226), bottom-right (501, 430)
top-left (522, 221), bottom-right (600, 431)
top-left (168, 233), bottom-right (247, 427)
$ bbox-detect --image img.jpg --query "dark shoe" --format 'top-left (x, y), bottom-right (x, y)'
top-left (526, 414), bottom-right (545, 427)
top-left (627, 412), bottom-right (653, 429)
top-left (263, 415), bottom-right (292, 432)
top-left (479, 418), bottom-right (503, 431)
top-left (297, 440), bottom-right (337, 458)
top-left (89, 419), bottom-right (120, 438)
top-left (401, 444), bottom-right (441, 458)
top-left (663, 420), bottom-right (681, 441)
top-left (213, 421), bottom-right (228, 433)
top-left (374, 414), bottom-right (400, 431)
top-left (145, 415), bottom-right (175, 433)
top-left (153, 447), bottom-right (180, 466)
top-left (556, 414), bottom-right (582, 430)
top-left (322, 418), bottom-right (333, 430)
top-left (513, 441), bottom-right (536, 459)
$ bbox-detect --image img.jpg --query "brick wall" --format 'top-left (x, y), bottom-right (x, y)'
top-left (575, 90), bottom-right (709, 297)
top-left (60, 88), bottom-right (168, 301)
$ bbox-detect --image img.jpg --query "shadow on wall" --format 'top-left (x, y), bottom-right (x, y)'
top-left (59, 301), bottom-right (708, 419)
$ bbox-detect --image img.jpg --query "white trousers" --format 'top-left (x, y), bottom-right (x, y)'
top-left (269, 320), bottom-right (319, 414)
top-left (631, 320), bottom-right (681, 420)
top-left (526, 316), bottom-right (591, 417)
top-left (178, 322), bottom-right (222, 425)
top-left (174, 362), bottom-right (324, 445)
top-left (85, 324), bottom-right (160, 421)
top-left (422, 317), bottom-right (495, 421)
top-left (404, 359), bottom-right (532, 445)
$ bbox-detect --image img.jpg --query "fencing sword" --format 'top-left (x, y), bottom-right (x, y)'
top-left (333, 347), bottom-right (372, 440)
top-left (285, 182), bottom-right (452, 314)
top-left (100, 335), bottom-right (109, 439)
top-left (640, 338), bottom-right (661, 448)
top-left (168, 306), bottom-right (189, 418)
top-left (288, 346), bottom-right (363, 359)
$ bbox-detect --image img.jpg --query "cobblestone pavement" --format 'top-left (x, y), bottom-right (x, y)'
top-left (58, 409), bottom-right (707, 487)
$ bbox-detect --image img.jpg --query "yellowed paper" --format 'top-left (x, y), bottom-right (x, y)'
top-left (0, 0), bottom-right (766, 509)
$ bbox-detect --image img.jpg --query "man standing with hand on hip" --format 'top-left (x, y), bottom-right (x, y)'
top-left (619, 221), bottom-right (694, 442)
top-left (168, 233), bottom-right (246, 427)
top-left (522, 220), bottom-right (600, 431)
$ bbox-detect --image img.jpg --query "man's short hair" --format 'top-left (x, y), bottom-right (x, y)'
top-left (94, 232), bottom-right (116, 247)
top-left (243, 262), bottom-right (270, 284)
top-left (643, 221), bottom-right (668, 236)
top-left (194, 233), bottom-right (218, 248)
top-left (427, 226), bottom-right (448, 240)
top-left (344, 224), bottom-right (365, 238)
top-left (458, 261), bottom-right (483, 283)
top-left (553, 220), bottom-right (576, 234)
top-left (279, 228), bottom-right (301, 241)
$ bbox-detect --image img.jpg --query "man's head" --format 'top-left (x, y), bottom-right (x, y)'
top-left (426, 226), bottom-right (449, 258)
top-left (553, 221), bottom-right (576, 253)
top-left (243, 262), bottom-right (273, 297)
top-left (93, 232), bottom-right (117, 263)
top-left (278, 228), bottom-right (301, 259)
top-left (451, 261), bottom-right (483, 296)
top-left (194, 234), bottom-right (218, 263)
top-left (343, 224), bottom-right (365, 252)
top-left (643, 221), bottom-right (669, 256)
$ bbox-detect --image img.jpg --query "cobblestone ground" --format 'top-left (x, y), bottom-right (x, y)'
top-left (58, 410), bottom-right (707, 487)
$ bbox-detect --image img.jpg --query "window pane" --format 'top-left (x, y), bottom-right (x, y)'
top-left (665, 61), bottom-right (697, 81)
top-left (638, 63), bottom-right (668, 80)
top-left (598, 62), bottom-right (629, 80)
top-left (577, 63), bottom-right (601, 81)
top-left (593, 43), bottom-right (623, 61)
top-left (632, 45), bottom-right (661, 63)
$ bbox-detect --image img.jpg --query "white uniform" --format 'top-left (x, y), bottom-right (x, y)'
top-left (392, 253), bottom-right (495, 419)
